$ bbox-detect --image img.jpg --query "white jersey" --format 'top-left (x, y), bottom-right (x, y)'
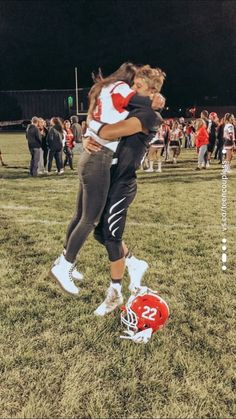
top-left (223, 123), bottom-right (235, 141)
top-left (87, 81), bottom-right (135, 151)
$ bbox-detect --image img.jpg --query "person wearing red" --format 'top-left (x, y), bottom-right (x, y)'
top-left (195, 118), bottom-right (209, 170)
top-left (63, 120), bottom-right (75, 170)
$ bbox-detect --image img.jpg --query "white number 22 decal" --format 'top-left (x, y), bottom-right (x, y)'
top-left (142, 306), bottom-right (157, 321)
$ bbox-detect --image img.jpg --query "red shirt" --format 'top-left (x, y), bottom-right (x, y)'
top-left (65, 128), bottom-right (74, 149)
top-left (195, 126), bottom-right (209, 148)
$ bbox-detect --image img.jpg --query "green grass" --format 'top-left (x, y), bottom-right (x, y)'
top-left (0, 132), bottom-right (236, 418)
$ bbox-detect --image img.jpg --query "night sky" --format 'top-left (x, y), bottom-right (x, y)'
top-left (0, 0), bottom-right (235, 106)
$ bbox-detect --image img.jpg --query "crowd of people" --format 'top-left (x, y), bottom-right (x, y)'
top-left (142, 111), bottom-right (236, 173)
top-left (2, 61), bottom-right (236, 344)
top-left (23, 109), bottom-right (236, 178)
top-left (25, 115), bottom-right (85, 177)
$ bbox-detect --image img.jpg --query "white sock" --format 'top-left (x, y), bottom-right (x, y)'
top-left (110, 282), bottom-right (122, 294)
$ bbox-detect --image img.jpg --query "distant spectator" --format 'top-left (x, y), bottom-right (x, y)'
top-left (200, 110), bottom-right (209, 166)
top-left (161, 120), bottom-right (170, 160)
top-left (63, 120), bottom-right (75, 170)
top-left (185, 122), bottom-right (195, 148)
top-left (38, 118), bottom-right (48, 174)
top-left (70, 115), bottom-right (83, 153)
top-left (214, 117), bottom-right (224, 163)
top-left (195, 118), bottom-right (209, 170)
top-left (169, 121), bottom-right (181, 164)
top-left (200, 110), bottom-right (209, 126)
top-left (39, 118), bottom-right (49, 172)
top-left (47, 117), bottom-right (64, 175)
top-left (26, 116), bottom-right (42, 177)
top-left (223, 113), bottom-right (236, 173)
top-left (145, 123), bottom-right (167, 172)
top-left (206, 112), bottom-right (218, 167)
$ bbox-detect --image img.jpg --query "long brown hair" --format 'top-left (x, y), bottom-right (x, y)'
top-left (88, 62), bottom-right (137, 118)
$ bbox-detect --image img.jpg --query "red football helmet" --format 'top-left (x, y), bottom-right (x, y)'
top-left (121, 287), bottom-right (169, 336)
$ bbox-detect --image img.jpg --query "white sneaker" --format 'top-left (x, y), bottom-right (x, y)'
top-left (50, 255), bottom-right (80, 295)
top-left (145, 168), bottom-right (154, 173)
top-left (206, 161), bottom-right (210, 168)
top-left (53, 253), bottom-right (83, 281)
top-left (94, 284), bottom-right (123, 316)
top-left (58, 169), bottom-right (64, 175)
top-left (126, 256), bottom-right (149, 292)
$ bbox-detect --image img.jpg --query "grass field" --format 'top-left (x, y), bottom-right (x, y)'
top-left (0, 132), bottom-right (236, 419)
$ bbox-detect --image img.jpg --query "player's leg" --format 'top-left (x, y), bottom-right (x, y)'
top-left (94, 181), bottom-right (148, 315)
top-left (51, 149), bottom-right (113, 294)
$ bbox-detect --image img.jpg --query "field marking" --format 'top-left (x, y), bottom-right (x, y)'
top-left (0, 204), bottom-right (36, 210)
top-left (6, 218), bottom-right (236, 230)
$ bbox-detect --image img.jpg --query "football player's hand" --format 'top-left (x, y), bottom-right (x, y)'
top-left (82, 137), bottom-right (102, 154)
top-left (152, 93), bottom-right (166, 110)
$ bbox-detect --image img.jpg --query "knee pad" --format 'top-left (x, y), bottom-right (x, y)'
top-left (105, 240), bottom-right (124, 262)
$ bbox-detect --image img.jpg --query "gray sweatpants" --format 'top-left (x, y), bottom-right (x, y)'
top-left (198, 144), bottom-right (208, 166)
top-left (65, 147), bottom-right (114, 263)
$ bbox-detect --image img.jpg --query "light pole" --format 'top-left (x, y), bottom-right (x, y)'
top-left (75, 67), bottom-right (79, 115)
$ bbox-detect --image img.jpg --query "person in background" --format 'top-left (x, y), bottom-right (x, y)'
top-left (70, 115), bottom-right (83, 154)
top-left (169, 120), bottom-right (181, 164)
top-left (214, 117), bottom-right (224, 164)
top-left (47, 117), bottom-right (64, 175)
top-left (223, 113), bottom-right (236, 173)
top-left (38, 118), bottom-right (48, 174)
top-left (200, 110), bottom-right (209, 166)
top-left (63, 120), bottom-right (75, 170)
top-left (194, 118), bottom-right (209, 170)
top-left (206, 112), bottom-right (218, 168)
top-left (26, 116), bottom-right (42, 177)
top-left (161, 119), bottom-right (171, 160)
top-left (145, 122), bottom-right (166, 172)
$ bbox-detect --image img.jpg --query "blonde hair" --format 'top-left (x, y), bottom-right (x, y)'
top-left (135, 65), bottom-right (166, 93)
top-left (195, 118), bottom-right (206, 131)
top-left (224, 113), bottom-right (234, 124)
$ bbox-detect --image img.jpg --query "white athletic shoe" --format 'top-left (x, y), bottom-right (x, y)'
top-left (126, 256), bottom-right (149, 292)
top-left (206, 161), bottom-right (210, 168)
top-left (53, 253), bottom-right (83, 281)
top-left (50, 254), bottom-right (80, 295)
top-left (145, 168), bottom-right (154, 173)
top-left (94, 284), bottom-right (123, 316)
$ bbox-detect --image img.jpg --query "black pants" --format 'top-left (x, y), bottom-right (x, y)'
top-left (48, 149), bottom-right (63, 172)
top-left (64, 146), bottom-right (74, 169)
top-left (94, 179), bottom-right (137, 262)
top-left (43, 147), bottom-right (49, 169)
top-left (65, 147), bottom-right (114, 263)
top-left (29, 148), bottom-right (40, 176)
